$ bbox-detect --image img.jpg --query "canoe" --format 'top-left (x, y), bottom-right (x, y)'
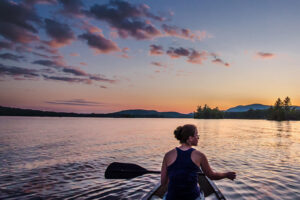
top-left (142, 172), bottom-right (226, 200)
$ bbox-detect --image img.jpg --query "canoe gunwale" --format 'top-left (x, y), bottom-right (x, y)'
top-left (142, 173), bottom-right (226, 200)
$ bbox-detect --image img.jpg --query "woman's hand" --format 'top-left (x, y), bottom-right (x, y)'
top-left (226, 172), bottom-right (236, 180)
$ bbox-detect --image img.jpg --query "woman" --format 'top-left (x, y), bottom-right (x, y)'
top-left (161, 124), bottom-right (236, 200)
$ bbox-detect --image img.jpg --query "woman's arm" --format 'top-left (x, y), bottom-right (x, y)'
top-left (161, 153), bottom-right (169, 186)
top-left (200, 153), bottom-right (236, 181)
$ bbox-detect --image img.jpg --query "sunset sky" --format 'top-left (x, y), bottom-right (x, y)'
top-left (1, 0), bottom-right (300, 114)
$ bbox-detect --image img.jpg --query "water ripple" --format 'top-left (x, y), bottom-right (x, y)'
top-left (1, 117), bottom-right (300, 199)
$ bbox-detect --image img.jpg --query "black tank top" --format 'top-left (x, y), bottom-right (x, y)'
top-left (166, 148), bottom-right (200, 200)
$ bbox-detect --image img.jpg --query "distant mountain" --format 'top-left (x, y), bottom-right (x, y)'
top-left (226, 104), bottom-right (300, 112)
top-left (292, 106), bottom-right (300, 110)
top-left (111, 109), bottom-right (193, 118)
top-left (1, 105), bottom-right (299, 118)
top-left (226, 104), bottom-right (270, 112)
top-left (0, 106), bottom-right (193, 118)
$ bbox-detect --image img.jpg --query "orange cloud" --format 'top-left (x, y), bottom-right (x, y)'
top-left (149, 44), bottom-right (164, 55)
top-left (44, 18), bottom-right (75, 48)
top-left (70, 53), bottom-right (79, 57)
top-left (187, 50), bottom-right (208, 64)
top-left (121, 47), bottom-right (130, 58)
top-left (81, 21), bottom-right (103, 34)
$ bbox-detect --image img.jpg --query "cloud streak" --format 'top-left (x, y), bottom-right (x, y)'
top-left (0, 63), bottom-right (39, 79)
top-left (42, 74), bottom-right (92, 84)
top-left (163, 47), bottom-right (228, 66)
top-left (0, 53), bottom-right (25, 62)
top-left (33, 59), bottom-right (117, 84)
top-left (211, 53), bottom-right (230, 67)
top-left (45, 99), bottom-right (105, 106)
top-left (151, 62), bottom-right (167, 68)
top-left (167, 47), bottom-right (190, 58)
top-left (0, 22), bottom-right (39, 43)
top-left (257, 52), bottom-right (275, 59)
top-left (162, 24), bottom-right (208, 41)
top-left (79, 32), bottom-right (120, 54)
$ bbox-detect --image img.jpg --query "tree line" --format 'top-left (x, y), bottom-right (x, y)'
top-left (194, 97), bottom-right (300, 121)
top-left (267, 97), bottom-right (300, 120)
top-left (194, 105), bottom-right (224, 119)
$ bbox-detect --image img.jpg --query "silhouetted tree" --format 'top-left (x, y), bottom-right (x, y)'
top-left (267, 96), bottom-right (299, 120)
top-left (283, 96), bottom-right (291, 112)
top-left (194, 104), bottom-right (224, 119)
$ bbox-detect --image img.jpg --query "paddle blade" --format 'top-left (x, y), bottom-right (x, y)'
top-left (105, 162), bottom-right (149, 179)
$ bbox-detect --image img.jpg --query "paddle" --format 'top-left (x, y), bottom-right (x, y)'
top-left (105, 162), bottom-right (160, 179)
top-left (105, 162), bottom-right (225, 200)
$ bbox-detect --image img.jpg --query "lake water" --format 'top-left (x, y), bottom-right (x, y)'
top-left (0, 117), bottom-right (299, 200)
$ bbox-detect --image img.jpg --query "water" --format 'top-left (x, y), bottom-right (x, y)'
top-left (0, 117), bottom-right (299, 200)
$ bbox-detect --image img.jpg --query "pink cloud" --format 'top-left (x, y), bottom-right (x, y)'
top-left (257, 52), bottom-right (275, 59)
top-left (0, 22), bottom-right (39, 43)
top-left (162, 24), bottom-right (208, 41)
top-left (0, 63), bottom-right (40, 79)
top-left (110, 31), bottom-right (119, 39)
top-left (46, 38), bottom-right (74, 48)
top-left (187, 50), bottom-right (208, 64)
top-left (44, 18), bottom-right (75, 48)
top-left (122, 47), bottom-right (129, 52)
top-left (81, 21), bottom-right (103, 34)
top-left (120, 47), bottom-right (130, 58)
top-left (167, 47), bottom-right (190, 58)
top-left (151, 62), bottom-right (167, 68)
top-left (79, 32), bottom-right (120, 54)
top-left (212, 58), bottom-right (230, 67)
top-left (149, 45), bottom-right (164, 55)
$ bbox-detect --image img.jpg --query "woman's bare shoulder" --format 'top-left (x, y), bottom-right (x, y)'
top-left (165, 148), bottom-right (176, 157)
top-left (193, 149), bottom-right (205, 158)
top-left (165, 148), bottom-right (176, 155)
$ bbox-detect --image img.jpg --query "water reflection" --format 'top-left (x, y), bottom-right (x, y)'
top-left (276, 121), bottom-right (291, 137)
top-left (0, 117), bottom-right (300, 199)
